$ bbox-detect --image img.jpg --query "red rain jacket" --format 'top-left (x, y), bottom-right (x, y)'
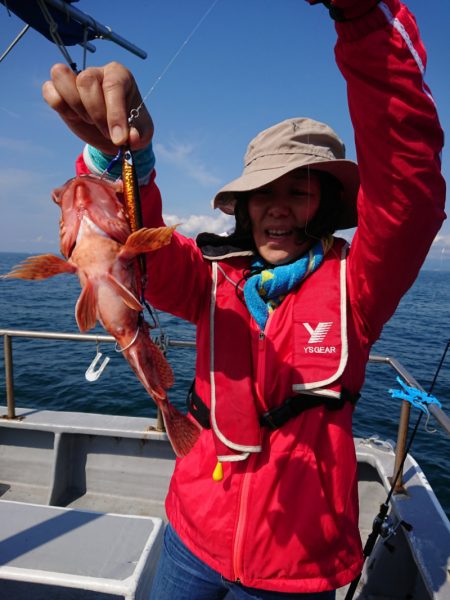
top-left (77, 0), bottom-right (446, 592)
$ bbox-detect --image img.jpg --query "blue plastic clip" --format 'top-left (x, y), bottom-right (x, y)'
top-left (104, 146), bottom-right (124, 175)
top-left (389, 377), bottom-right (442, 416)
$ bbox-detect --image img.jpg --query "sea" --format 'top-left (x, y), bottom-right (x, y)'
top-left (0, 252), bottom-right (449, 519)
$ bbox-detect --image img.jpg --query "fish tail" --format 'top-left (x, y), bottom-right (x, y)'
top-left (161, 402), bottom-right (202, 457)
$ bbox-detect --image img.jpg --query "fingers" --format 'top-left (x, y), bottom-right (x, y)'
top-left (42, 62), bottom-right (154, 153)
top-left (43, 63), bottom-right (113, 152)
top-left (101, 62), bottom-right (154, 149)
top-left (44, 63), bottom-right (94, 124)
top-left (75, 67), bottom-right (110, 140)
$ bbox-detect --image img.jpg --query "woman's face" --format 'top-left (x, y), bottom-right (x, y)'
top-left (247, 170), bottom-right (321, 265)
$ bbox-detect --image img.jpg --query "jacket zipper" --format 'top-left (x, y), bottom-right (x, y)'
top-left (255, 313), bottom-right (273, 409)
top-left (232, 454), bottom-right (254, 582)
top-left (233, 317), bottom-right (272, 581)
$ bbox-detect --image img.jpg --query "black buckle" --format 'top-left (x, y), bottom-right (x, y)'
top-left (260, 396), bottom-right (304, 430)
top-left (186, 382), bottom-right (211, 430)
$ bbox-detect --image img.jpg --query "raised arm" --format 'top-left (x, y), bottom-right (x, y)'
top-left (328, 0), bottom-right (446, 343)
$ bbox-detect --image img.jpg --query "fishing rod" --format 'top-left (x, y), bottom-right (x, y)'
top-left (345, 338), bottom-right (450, 599)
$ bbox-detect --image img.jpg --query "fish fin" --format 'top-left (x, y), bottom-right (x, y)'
top-left (106, 274), bottom-right (143, 311)
top-left (161, 402), bottom-right (202, 457)
top-left (148, 339), bottom-right (175, 389)
top-left (119, 225), bottom-right (177, 260)
top-left (1, 254), bottom-right (76, 280)
top-left (75, 280), bottom-right (97, 332)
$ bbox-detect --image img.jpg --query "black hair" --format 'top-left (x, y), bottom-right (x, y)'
top-left (196, 170), bottom-right (343, 256)
top-left (302, 171), bottom-right (343, 240)
top-left (234, 170), bottom-right (343, 245)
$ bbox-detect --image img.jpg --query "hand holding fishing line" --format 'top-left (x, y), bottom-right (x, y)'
top-left (42, 61), bottom-right (153, 153)
top-left (42, 0), bottom-right (221, 155)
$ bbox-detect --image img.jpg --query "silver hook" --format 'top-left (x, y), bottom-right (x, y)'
top-left (85, 341), bottom-right (110, 382)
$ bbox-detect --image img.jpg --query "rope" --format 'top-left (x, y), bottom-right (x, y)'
top-left (37, 0), bottom-right (79, 73)
top-left (82, 24), bottom-right (88, 71)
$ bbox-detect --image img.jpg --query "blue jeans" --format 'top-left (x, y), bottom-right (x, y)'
top-left (150, 524), bottom-right (336, 600)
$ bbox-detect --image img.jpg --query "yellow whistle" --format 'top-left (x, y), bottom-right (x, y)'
top-left (212, 461), bottom-right (223, 482)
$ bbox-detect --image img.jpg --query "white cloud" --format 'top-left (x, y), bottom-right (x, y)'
top-left (427, 232), bottom-right (450, 263)
top-left (433, 232), bottom-right (450, 247)
top-left (336, 228), bottom-right (355, 243)
top-left (154, 141), bottom-right (221, 187)
top-left (163, 212), bottom-right (234, 238)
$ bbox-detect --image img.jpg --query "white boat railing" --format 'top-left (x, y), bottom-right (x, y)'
top-left (1, 328), bottom-right (449, 493)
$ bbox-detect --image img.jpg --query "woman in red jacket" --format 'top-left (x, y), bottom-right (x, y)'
top-left (43, 0), bottom-right (446, 597)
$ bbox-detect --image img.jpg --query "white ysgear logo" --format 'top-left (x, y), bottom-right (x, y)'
top-left (303, 322), bottom-right (333, 343)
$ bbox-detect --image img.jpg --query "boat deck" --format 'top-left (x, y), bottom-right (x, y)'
top-left (0, 407), bottom-right (449, 599)
top-left (0, 500), bottom-right (163, 600)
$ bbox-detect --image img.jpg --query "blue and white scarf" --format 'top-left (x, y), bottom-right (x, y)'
top-left (243, 238), bottom-right (332, 331)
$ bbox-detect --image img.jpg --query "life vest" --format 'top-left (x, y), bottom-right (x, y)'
top-left (194, 238), bottom-right (351, 461)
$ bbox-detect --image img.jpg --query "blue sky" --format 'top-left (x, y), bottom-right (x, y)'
top-left (0, 0), bottom-right (449, 266)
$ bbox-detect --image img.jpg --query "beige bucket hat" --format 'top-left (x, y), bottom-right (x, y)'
top-left (213, 117), bottom-right (359, 230)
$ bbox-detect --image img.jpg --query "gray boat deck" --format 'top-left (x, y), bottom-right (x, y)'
top-left (0, 407), bottom-right (449, 599)
top-left (0, 500), bottom-right (163, 599)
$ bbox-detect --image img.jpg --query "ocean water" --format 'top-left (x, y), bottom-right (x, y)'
top-left (0, 252), bottom-right (449, 518)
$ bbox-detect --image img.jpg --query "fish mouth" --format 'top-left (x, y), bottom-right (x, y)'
top-left (77, 216), bottom-right (110, 243)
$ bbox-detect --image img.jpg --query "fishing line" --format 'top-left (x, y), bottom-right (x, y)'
top-left (128, 0), bottom-right (221, 125)
top-left (120, 0), bottom-right (221, 355)
top-left (345, 337), bottom-right (450, 600)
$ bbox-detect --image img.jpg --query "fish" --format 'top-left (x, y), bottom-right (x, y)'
top-left (3, 174), bottom-right (201, 457)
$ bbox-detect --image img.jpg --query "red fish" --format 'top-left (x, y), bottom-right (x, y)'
top-left (3, 174), bottom-right (200, 457)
